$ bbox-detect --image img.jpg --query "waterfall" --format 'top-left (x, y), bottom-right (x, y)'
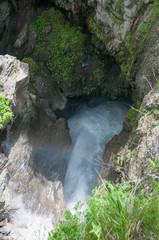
top-left (64, 99), bottom-right (129, 212)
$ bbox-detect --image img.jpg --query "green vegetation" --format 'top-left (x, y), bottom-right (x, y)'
top-left (127, 101), bottom-right (141, 130)
top-left (104, 0), bottom-right (124, 24)
top-left (31, 9), bottom-right (86, 88)
top-left (89, 18), bottom-right (108, 43)
top-left (48, 172), bottom-right (159, 240)
top-left (118, 0), bottom-right (159, 80)
top-left (0, 81), bottom-right (3, 87)
top-left (128, 108), bottom-right (138, 130)
top-left (118, 33), bottom-right (135, 81)
top-left (0, 94), bottom-right (13, 128)
top-left (138, 0), bottom-right (159, 42)
top-left (22, 57), bottom-right (40, 81)
top-left (93, 67), bottom-right (103, 85)
top-left (143, 106), bottom-right (159, 117)
top-left (22, 57), bottom-right (40, 94)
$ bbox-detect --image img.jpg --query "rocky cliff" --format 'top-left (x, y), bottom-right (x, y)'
top-left (0, 0), bottom-right (159, 239)
top-left (50, 0), bottom-right (159, 183)
top-left (0, 55), bottom-right (71, 239)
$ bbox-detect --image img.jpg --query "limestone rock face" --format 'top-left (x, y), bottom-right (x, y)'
top-left (0, 55), bottom-right (29, 114)
top-left (91, 0), bottom-right (152, 53)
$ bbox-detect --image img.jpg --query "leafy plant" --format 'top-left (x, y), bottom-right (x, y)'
top-left (48, 179), bottom-right (159, 240)
top-left (0, 94), bottom-right (13, 128)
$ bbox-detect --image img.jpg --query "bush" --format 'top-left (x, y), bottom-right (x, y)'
top-left (48, 177), bottom-right (159, 240)
top-left (0, 94), bottom-right (13, 129)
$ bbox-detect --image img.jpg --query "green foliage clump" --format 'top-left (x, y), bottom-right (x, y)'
top-left (48, 178), bottom-right (159, 240)
top-left (22, 57), bottom-right (40, 81)
top-left (89, 18), bottom-right (108, 43)
top-left (22, 57), bottom-right (40, 94)
top-left (31, 9), bottom-right (86, 87)
top-left (93, 67), bottom-right (103, 85)
top-left (0, 94), bottom-right (13, 128)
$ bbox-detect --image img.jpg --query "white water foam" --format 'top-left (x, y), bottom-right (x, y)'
top-left (4, 192), bottom-right (54, 240)
top-left (64, 100), bottom-right (129, 212)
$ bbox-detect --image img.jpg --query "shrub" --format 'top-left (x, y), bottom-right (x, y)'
top-left (48, 178), bottom-right (159, 239)
top-left (0, 94), bottom-right (13, 129)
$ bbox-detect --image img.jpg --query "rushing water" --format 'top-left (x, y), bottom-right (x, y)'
top-left (64, 98), bottom-right (129, 212)
top-left (2, 98), bottom-right (129, 239)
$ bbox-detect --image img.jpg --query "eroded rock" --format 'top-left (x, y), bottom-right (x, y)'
top-left (101, 86), bottom-right (159, 183)
top-left (0, 54), bottom-right (71, 239)
top-left (0, 55), bottom-right (29, 113)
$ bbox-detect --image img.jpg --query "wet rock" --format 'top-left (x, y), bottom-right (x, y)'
top-left (0, 115), bottom-right (71, 239)
top-left (34, 70), bottom-right (67, 111)
top-left (0, 0), bottom-right (38, 57)
top-left (13, 24), bottom-right (28, 49)
top-left (0, 54), bottom-right (71, 239)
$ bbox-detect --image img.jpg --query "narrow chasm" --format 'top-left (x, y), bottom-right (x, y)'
top-left (62, 98), bottom-right (129, 211)
top-left (0, 2), bottom-right (132, 240)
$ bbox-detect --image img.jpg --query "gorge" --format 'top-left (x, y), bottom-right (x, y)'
top-left (0, 0), bottom-right (159, 239)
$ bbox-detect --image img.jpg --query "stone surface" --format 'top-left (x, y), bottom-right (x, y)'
top-left (0, 54), bottom-right (29, 114)
top-left (0, 0), bottom-right (38, 57)
top-left (132, 20), bottom-right (159, 100)
top-left (101, 86), bottom-right (159, 183)
top-left (0, 115), bottom-right (71, 239)
top-left (0, 54), bottom-right (71, 239)
top-left (52, 0), bottom-right (152, 53)
top-left (0, 1), bottom-right (159, 238)
top-left (33, 70), bottom-right (67, 111)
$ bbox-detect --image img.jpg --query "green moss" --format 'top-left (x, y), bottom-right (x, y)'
top-left (105, 0), bottom-right (124, 24)
top-left (118, 0), bottom-right (159, 81)
top-left (22, 57), bottom-right (40, 94)
top-left (93, 67), bottom-right (103, 85)
top-left (31, 9), bottom-right (86, 88)
top-left (113, 87), bottom-right (121, 95)
top-left (22, 57), bottom-right (40, 81)
top-left (89, 18), bottom-right (108, 44)
top-left (128, 108), bottom-right (137, 129)
top-left (128, 101), bottom-right (141, 130)
top-left (118, 32), bottom-right (135, 81)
